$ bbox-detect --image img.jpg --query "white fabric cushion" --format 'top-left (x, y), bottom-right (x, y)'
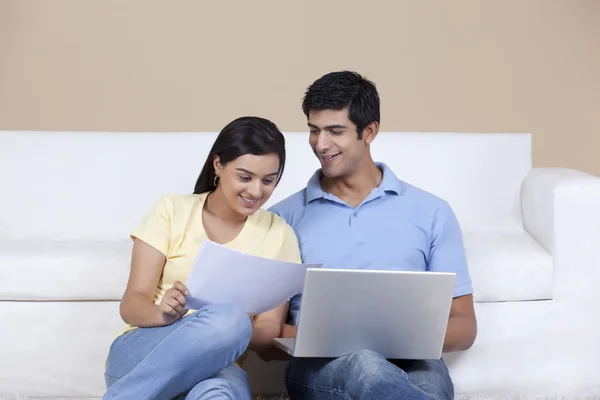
top-left (2, 298), bottom-right (600, 397)
top-left (445, 299), bottom-right (600, 395)
top-left (0, 131), bottom-right (531, 240)
top-left (0, 239), bottom-right (130, 301)
top-left (463, 231), bottom-right (553, 302)
top-left (0, 301), bottom-right (122, 397)
top-left (522, 168), bottom-right (600, 301)
top-left (1, 232), bottom-right (551, 303)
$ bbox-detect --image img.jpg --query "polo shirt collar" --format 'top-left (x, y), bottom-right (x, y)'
top-left (378, 162), bottom-right (404, 195)
top-left (305, 162), bottom-right (404, 204)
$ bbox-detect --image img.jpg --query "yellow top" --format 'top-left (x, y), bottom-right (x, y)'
top-left (120, 192), bottom-right (301, 336)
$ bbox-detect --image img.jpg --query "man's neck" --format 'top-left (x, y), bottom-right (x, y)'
top-left (321, 159), bottom-right (383, 208)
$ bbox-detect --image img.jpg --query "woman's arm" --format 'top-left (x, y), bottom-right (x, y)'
top-left (120, 239), bottom-right (186, 327)
top-left (248, 222), bottom-right (300, 353)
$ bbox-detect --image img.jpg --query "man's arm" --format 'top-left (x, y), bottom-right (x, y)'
top-left (253, 300), bottom-right (299, 361)
top-left (255, 323), bottom-right (296, 362)
top-left (427, 202), bottom-right (477, 352)
top-left (282, 323), bottom-right (298, 338)
top-left (443, 294), bottom-right (477, 352)
top-left (248, 302), bottom-right (290, 352)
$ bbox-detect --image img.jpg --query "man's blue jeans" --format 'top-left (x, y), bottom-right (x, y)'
top-left (284, 349), bottom-right (454, 400)
top-left (102, 303), bottom-right (252, 400)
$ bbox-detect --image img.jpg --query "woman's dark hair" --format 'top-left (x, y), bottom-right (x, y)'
top-left (193, 116), bottom-right (286, 194)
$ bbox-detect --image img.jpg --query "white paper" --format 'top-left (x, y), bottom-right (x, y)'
top-left (185, 240), bottom-right (321, 315)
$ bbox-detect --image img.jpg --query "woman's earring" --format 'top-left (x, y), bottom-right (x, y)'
top-left (213, 175), bottom-right (220, 187)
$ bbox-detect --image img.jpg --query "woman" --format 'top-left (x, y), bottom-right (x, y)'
top-left (103, 116), bottom-right (299, 399)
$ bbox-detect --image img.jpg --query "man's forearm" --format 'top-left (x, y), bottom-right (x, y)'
top-left (248, 321), bottom-right (280, 352)
top-left (443, 315), bottom-right (477, 352)
top-left (255, 324), bottom-right (296, 362)
top-left (282, 324), bottom-right (297, 338)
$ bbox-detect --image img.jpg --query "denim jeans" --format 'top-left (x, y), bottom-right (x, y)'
top-left (102, 303), bottom-right (253, 400)
top-left (284, 349), bottom-right (454, 400)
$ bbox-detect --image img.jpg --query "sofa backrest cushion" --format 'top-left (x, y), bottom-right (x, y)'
top-left (0, 131), bottom-right (531, 240)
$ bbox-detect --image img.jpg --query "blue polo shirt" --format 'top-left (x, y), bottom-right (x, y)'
top-left (269, 163), bottom-right (473, 325)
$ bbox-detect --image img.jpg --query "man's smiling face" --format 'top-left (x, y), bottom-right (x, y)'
top-left (308, 108), bottom-right (368, 179)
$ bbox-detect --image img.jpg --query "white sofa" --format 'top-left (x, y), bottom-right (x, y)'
top-left (1, 131), bottom-right (599, 399)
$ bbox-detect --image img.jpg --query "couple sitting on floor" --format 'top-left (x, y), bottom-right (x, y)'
top-left (101, 70), bottom-right (477, 400)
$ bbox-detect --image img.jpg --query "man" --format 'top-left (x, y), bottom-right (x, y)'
top-left (267, 71), bottom-right (477, 399)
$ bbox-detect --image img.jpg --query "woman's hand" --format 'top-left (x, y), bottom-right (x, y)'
top-left (158, 281), bottom-right (189, 325)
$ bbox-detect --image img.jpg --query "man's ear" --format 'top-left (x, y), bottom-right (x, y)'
top-left (212, 155), bottom-right (222, 176)
top-left (362, 121), bottom-right (379, 145)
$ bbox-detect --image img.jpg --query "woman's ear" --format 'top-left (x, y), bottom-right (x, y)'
top-left (212, 155), bottom-right (222, 176)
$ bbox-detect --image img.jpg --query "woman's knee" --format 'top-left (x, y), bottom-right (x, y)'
top-left (186, 365), bottom-right (251, 400)
top-left (104, 372), bottom-right (119, 389)
top-left (191, 303), bottom-right (252, 350)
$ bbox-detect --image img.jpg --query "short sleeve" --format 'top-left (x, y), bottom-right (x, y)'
top-left (278, 224), bottom-right (302, 264)
top-left (427, 202), bottom-right (473, 298)
top-left (130, 196), bottom-right (172, 257)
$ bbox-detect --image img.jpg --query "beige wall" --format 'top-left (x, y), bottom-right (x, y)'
top-left (1, 0), bottom-right (599, 175)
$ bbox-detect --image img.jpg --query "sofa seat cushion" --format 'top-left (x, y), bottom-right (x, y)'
top-left (0, 239), bottom-right (131, 301)
top-left (1, 231), bottom-right (552, 302)
top-left (0, 301), bottom-right (123, 397)
top-left (445, 299), bottom-right (600, 395)
top-left (463, 230), bottom-right (553, 302)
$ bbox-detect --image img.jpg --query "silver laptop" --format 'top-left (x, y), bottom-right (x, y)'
top-left (273, 268), bottom-right (456, 360)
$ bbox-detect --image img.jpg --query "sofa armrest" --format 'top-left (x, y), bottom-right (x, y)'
top-left (521, 167), bottom-right (600, 300)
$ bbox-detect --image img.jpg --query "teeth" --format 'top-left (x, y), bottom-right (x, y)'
top-left (242, 196), bottom-right (258, 203)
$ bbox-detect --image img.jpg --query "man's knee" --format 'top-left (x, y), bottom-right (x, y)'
top-left (286, 349), bottom-right (389, 380)
top-left (343, 350), bottom-right (404, 389)
top-left (345, 349), bottom-right (388, 369)
top-left (285, 349), bottom-right (400, 398)
top-left (404, 359), bottom-right (454, 400)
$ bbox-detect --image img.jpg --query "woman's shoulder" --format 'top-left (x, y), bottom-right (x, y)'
top-left (253, 208), bottom-right (296, 235)
top-left (154, 193), bottom-right (206, 210)
top-left (253, 208), bottom-right (301, 262)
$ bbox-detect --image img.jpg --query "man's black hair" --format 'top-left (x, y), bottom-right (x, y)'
top-left (302, 71), bottom-right (380, 139)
